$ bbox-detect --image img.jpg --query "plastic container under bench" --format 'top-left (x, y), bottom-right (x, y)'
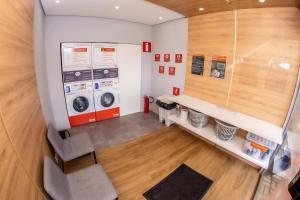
top-left (243, 132), bottom-right (277, 161)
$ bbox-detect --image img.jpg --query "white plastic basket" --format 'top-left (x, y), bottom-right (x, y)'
top-left (189, 109), bottom-right (209, 128)
top-left (215, 119), bottom-right (239, 141)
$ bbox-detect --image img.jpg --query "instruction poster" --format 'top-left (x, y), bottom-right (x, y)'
top-left (155, 54), bottom-right (160, 62)
top-left (169, 67), bottom-right (175, 76)
top-left (92, 44), bottom-right (117, 67)
top-left (210, 56), bottom-right (226, 79)
top-left (164, 54), bottom-right (170, 62)
top-left (62, 43), bottom-right (91, 68)
top-left (191, 55), bottom-right (205, 75)
top-left (159, 65), bottom-right (164, 74)
top-left (175, 54), bottom-right (182, 63)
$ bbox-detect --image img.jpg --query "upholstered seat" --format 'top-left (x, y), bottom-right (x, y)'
top-left (47, 124), bottom-right (97, 171)
top-left (44, 156), bottom-right (118, 200)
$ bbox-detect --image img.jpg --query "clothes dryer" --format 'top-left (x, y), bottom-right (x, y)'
top-left (93, 68), bottom-right (120, 121)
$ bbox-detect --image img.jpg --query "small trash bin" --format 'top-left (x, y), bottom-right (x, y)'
top-left (156, 95), bottom-right (177, 127)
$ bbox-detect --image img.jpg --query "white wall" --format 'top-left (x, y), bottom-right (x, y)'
top-left (150, 18), bottom-right (188, 113)
top-left (45, 16), bottom-right (152, 130)
top-left (34, 0), bottom-right (54, 124)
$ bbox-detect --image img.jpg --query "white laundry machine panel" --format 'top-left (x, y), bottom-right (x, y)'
top-left (63, 70), bottom-right (96, 127)
top-left (93, 68), bottom-right (120, 121)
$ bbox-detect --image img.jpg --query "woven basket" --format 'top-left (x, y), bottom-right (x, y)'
top-left (189, 109), bottom-right (209, 128)
top-left (215, 119), bottom-right (239, 141)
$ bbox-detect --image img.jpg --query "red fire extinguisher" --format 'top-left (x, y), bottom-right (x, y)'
top-left (144, 95), bottom-right (154, 113)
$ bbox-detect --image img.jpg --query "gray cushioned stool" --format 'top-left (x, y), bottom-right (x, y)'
top-left (43, 156), bottom-right (118, 200)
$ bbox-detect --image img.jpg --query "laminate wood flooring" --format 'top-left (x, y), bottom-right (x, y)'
top-left (65, 126), bottom-right (259, 200)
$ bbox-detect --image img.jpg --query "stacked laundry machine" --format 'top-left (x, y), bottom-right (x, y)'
top-left (92, 43), bottom-right (120, 121)
top-left (61, 43), bottom-right (120, 127)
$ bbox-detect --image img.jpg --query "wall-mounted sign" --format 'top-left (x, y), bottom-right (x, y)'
top-left (62, 43), bottom-right (91, 68)
top-left (210, 56), bottom-right (226, 79)
top-left (143, 42), bottom-right (152, 52)
top-left (155, 54), bottom-right (160, 62)
top-left (173, 87), bottom-right (180, 96)
top-left (175, 54), bottom-right (183, 63)
top-left (92, 44), bottom-right (117, 67)
top-left (191, 55), bottom-right (205, 75)
top-left (164, 54), bottom-right (170, 62)
top-left (159, 65), bottom-right (164, 74)
top-left (169, 67), bottom-right (176, 76)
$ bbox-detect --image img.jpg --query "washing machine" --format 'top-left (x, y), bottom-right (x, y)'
top-left (93, 68), bottom-right (120, 121)
top-left (63, 70), bottom-right (96, 127)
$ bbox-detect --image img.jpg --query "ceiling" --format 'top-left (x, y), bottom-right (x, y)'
top-left (147, 0), bottom-right (298, 17)
top-left (40, 0), bottom-right (184, 26)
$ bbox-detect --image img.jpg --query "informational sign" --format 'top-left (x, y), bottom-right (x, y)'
top-left (143, 42), bottom-right (152, 52)
top-left (175, 54), bottom-right (183, 63)
top-left (92, 43), bottom-right (117, 67)
top-left (164, 54), bottom-right (170, 62)
top-left (155, 54), bottom-right (160, 62)
top-left (169, 67), bottom-right (176, 76)
top-left (210, 56), bottom-right (226, 79)
top-left (63, 70), bottom-right (92, 83)
top-left (62, 43), bottom-right (91, 69)
top-left (173, 87), bottom-right (180, 96)
top-left (159, 66), bottom-right (164, 74)
top-left (191, 55), bottom-right (205, 76)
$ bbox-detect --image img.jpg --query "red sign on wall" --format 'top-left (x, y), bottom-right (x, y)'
top-left (164, 54), bottom-right (170, 62)
top-left (173, 87), bottom-right (180, 96)
top-left (155, 54), bottom-right (160, 62)
top-left (175, 54), bottom-right (182, 63)
top-left (142, 42), bottom-right (151, 52)
top-left (159, 66), bottom-right (164, 74)
top-left (169, 67), bottom-right (175, 76)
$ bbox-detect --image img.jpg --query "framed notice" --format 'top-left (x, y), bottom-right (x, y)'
top-left (191, 55), bottom-right (205, 75)
top-left (61, 43), bottom-right (91, 68)
top-left (169, 67), bottom-right (176, 76)
top-left (92, 43), bottom-right (117, 67)
top-left (155, 54), bottom-right (160, 62)
top-left (164, 54), bottom-right (170, 62)
top-left (173, 87), bottom-right (180, 96)
top-left (210, 56), bottom-right (226, 79)
top-left (175, 54), bottom-right (183, 63)
top-left (159, 65), bottom-right (164, 74)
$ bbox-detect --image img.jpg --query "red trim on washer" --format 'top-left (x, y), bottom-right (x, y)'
top-left (69, 112), bottom-right (96, 127)
top-left (96, 107), bottom-right (120, 121)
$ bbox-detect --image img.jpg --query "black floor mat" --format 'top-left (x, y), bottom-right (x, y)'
top-left (143, 164), bottom-right (213, 200)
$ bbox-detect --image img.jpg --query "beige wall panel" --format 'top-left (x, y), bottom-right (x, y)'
top-left (185, 11), bottom-right (235, 106)
top-left (228, 8), bottom-right (300, 126)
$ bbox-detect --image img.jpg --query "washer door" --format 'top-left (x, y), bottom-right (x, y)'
top-left (101, 92), bottom-right (115, 108)
top-left (73, 96), bottom-right (89, 113)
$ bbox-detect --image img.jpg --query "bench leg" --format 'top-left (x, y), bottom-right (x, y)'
top-left (61, 160), bottom-right (64, 172)
top-left (93, 151), bottom-right (98, 164)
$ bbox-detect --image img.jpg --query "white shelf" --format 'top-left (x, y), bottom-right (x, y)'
top-left (168, 114), bottom-right (271, 169)
top-left (168, 95), bottom-right (283, 144)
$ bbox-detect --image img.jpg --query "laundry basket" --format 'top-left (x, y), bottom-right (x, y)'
top-left (215, 119), bottom-right (239, 141)
top-left (189, 109), bottom-right (209, 128)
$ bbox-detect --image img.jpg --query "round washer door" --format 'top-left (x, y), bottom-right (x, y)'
top-left (101, 92), bottom-right (115, 108)
top-left (73, 96), bottom-right (89, 113)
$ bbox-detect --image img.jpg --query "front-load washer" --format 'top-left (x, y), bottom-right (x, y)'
top-left (93, 68), bottom-right (120, 121)
top-left (63, 70), bottom-right (96, 127)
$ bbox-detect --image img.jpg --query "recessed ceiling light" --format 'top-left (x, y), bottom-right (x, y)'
top-left (159, 16), bottom-right (163, 20)
top-left (258, 0), bottom-right (266, 3)
top-left (55, 0), bottom-right (60, 4)
top-left (199, 7), bottom-right (205, 11)
top-left (115, 6), bottom-right (120, 10)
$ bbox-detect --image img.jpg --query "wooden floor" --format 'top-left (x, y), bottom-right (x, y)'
top-left (65, 126), bottom-right (259, 200)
